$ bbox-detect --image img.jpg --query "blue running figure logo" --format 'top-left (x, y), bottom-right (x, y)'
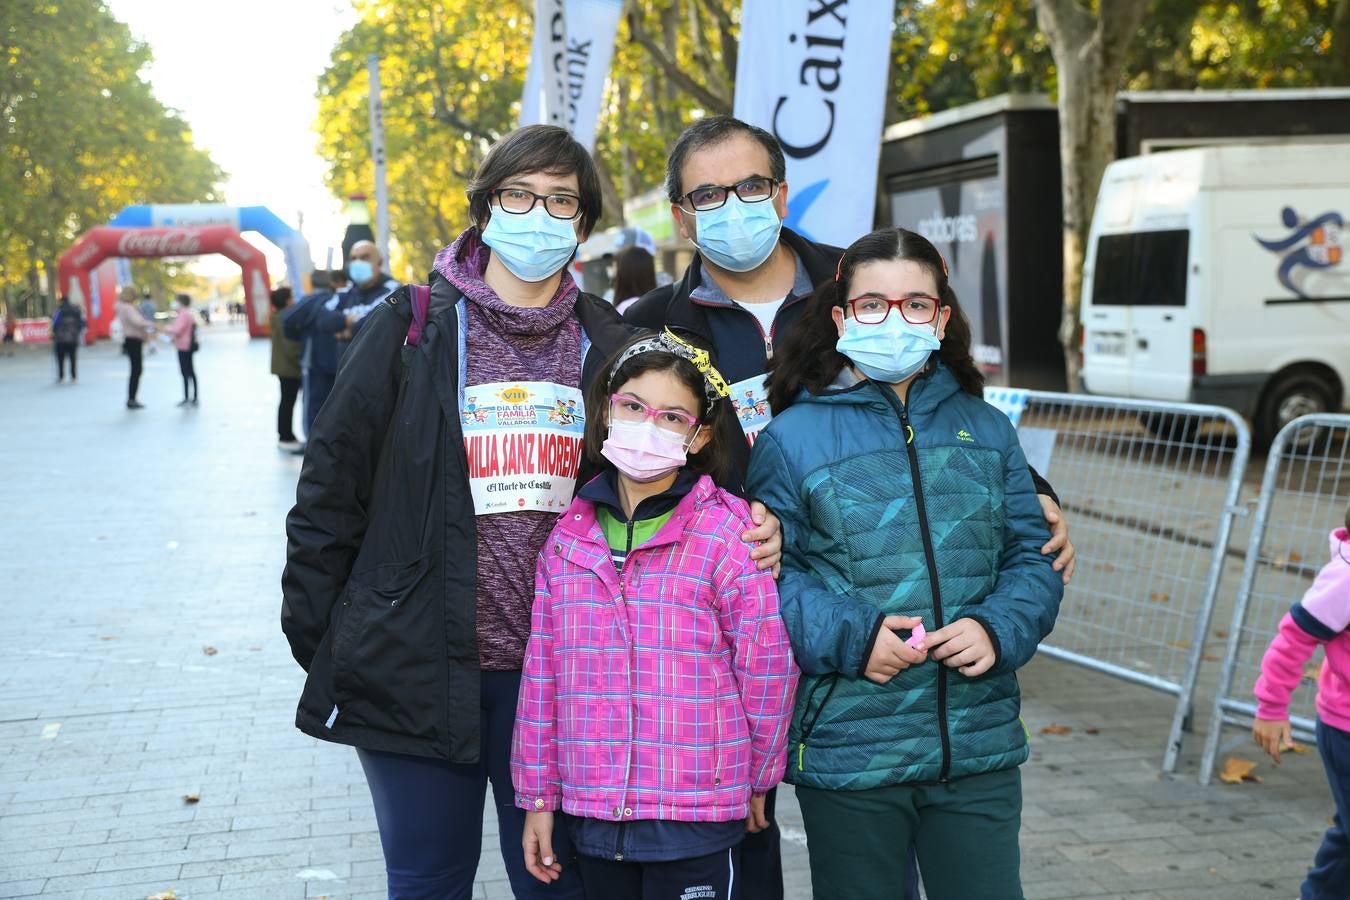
top-left (1254, 206), bottom-right (1344, 299)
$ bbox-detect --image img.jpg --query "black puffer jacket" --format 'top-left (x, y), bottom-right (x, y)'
top-left (281, 271), bottom-right (637, 763)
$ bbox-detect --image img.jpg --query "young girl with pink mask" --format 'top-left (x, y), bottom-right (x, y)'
top-left (512, 329), bottom-right (798, 900)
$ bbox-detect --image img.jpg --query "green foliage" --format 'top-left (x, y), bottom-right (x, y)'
top-left (889, 0), bottom-right (1350, 121)
top-left (1, 1), bottom-right (224, 311)
top-left (316, 0), bottom-right (740, 278)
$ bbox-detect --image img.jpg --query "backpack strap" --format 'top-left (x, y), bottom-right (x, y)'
top-left (406, 284), bottom-right (431, 346)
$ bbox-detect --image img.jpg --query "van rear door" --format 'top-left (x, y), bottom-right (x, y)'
top-left (1121, 229), bottom-right (1192, 401)
top-left (1082, 233), bottom-right (1134, 395)
top-left (1083, 229), bottom-right (1191, 399)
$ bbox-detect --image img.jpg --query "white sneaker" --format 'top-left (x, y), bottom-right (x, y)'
top-left (278, 440), bottom-right (303, 451)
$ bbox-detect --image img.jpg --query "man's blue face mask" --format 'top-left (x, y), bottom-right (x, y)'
top-left (692, 195), bottom-right (782, 273)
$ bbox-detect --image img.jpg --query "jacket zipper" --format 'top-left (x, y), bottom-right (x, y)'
top-left (615, 517), bottom-right (638, 861)
top-left (881, 389), bottom-right (952, 782)
top-left (688, 296), bottom-right (786, 362)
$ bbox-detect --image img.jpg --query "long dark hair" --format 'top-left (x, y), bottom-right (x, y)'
top-left (583, 333), bottom-right (737, 486)
top-left (611, 247), bottom-right (656, 304)
top-left (766, 227), bottom-right (984, 415)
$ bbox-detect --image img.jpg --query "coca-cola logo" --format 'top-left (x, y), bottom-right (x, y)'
top-left (116, 230), bottom-right (203, 257)
top-left (71, 241), bottom-right (102, 267)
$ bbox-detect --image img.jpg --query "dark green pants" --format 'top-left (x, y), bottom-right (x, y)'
top-left (795, 767), bottom-right (1024, 900)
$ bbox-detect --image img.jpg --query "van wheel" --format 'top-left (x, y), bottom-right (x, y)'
top-left (1137, 411), bottom-right (1199, 442)
top-left (1255, 372), bottom-right (1333, 452)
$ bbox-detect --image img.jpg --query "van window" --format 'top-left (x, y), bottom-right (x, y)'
top-left (1091, 230), bottom-right (1189, 307)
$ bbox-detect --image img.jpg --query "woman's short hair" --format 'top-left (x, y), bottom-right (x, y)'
top-left (467, 125), bottom-right (603, 237)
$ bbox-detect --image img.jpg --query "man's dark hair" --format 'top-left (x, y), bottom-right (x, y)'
top-left (270, 286), bottom-right (293, 310)
top-left (665, 115), bottom-right (787, 205)
top-left (175, 293), bottom-right (191, 307)
top-left (329, 269), bottom-right (349, 286)
top-left (467, 124), bottom-right (603, 237)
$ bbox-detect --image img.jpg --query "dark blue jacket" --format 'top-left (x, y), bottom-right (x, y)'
top-left (282, 288), bottom-right (345, 377)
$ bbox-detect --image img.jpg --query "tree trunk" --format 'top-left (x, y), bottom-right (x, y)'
top-left (1033, 0), bottom-right (1150, 391)
top-left (594, 151), bottom-right (626, 228)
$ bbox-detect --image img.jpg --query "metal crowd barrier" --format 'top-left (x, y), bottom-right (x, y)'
top-left (1199, 413), bottom-right (1350, 785)
top-left (984, 388), bottom-right (1252, 772)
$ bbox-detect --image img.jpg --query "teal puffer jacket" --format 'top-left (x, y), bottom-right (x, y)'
top-left (745, 363), bottom-right (1062, 790)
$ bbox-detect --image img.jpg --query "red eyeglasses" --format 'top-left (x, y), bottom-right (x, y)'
top-left (846, 295), bottom-right (942, 326)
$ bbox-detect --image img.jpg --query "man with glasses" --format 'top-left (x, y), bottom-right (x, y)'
top-left (625, 115), bottom-right (1077, 900)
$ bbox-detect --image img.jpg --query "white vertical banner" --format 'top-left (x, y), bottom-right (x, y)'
top-left (562, 0), bottom-right (622, 151)
top-left (732, 0), bottom-right (894, 248)
top-left (520, 0), bottom-right (569, 129)
top-left (366, 54), bottom-right (390, 264)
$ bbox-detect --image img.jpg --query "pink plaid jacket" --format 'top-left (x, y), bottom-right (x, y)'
top-left (511, 474), bottom-right (798, 823)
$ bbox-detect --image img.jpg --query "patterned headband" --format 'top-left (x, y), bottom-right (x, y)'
top-left (609, 328), bottom-right (732, 406)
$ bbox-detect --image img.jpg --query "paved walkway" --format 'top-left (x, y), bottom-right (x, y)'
top-left (0, 327), bottom-right (1332, 899)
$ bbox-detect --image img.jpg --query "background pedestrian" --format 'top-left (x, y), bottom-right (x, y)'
top-left (270, 287), bottom-right (303, 450)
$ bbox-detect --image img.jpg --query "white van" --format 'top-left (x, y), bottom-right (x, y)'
top-left (1079, 144), bottom-right (1350, 446)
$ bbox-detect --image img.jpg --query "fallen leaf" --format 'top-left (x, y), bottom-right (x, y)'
top-left (202, 646), bottom-right (218, 656)
top-left (1150, 591), bottom-right (1170, 604)
top-left (99, 635), bottom-right (117, 641)
top-left (1085, 727), bottom-right (1100, 735)
top-left (1282, 742), bottom-right (1309, 755)
top-left (1272, 554), bottom-right (1287, 568)
top-left (1203, 653), bottom-right (1221, 662)
top-left (1214, 630), bottom-right (1228, 639)
top-left (1218, 757), bottom-right (1262, 785)
top-left (1100, 563), bottom-right (1116, 573)
top-left (1290, 551), bottom-right (1304, 563)
top-left (147, 891), bottom-right (177, 900)
top-left (1305, 660), bottom-right (1323, 683)
top-left (1168, 639), bottom-right (1192, 650)
top-left (182, 793), bottom-right (200, 804)
top-left (1040, 725), bottom-right (1072, 736)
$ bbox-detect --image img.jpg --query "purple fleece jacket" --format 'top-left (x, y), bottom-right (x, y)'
top-left (435, 228), bottom-right (583, 670)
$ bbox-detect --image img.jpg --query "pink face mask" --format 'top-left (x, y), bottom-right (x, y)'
top-left (601, 420), bottom-right (692, 483)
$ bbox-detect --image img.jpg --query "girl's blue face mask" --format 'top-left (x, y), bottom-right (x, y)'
top-left (835, 314), bottom-right (941, 384)
top-left (482, 206), bottom-right (579, 283)
top-left (692, 195), bottom-right (782, 273)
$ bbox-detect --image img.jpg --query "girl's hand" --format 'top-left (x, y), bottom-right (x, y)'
top-left (1038, 495), bottom-right (1076, 585)
top-left (745, 794), bottom-right (770, 833)
top-left (926, 618), bottom-right (997, 677)
top-left (864, 615), bottom-right (928, 684)
top-left (744, 503), bottom-right (782, 578)
top-left (522, 810), bottom-right (561, 883)
top-left (1253, 718), bottom-right (1294, 764)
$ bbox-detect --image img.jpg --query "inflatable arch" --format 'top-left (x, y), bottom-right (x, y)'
top-left (108, 204), bottom-right (313, 296)
top-left (58, 226), bottom-right (272, 339)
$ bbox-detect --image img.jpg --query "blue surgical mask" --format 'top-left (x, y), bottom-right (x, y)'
top-left (348, 259), bottom-right (374, 285)
top-left (482, 206), bottom-right (579, 283)
top-left (836, 314), bottom-right (941, 384)
top-left (693, 196), bottom-right (782, 273)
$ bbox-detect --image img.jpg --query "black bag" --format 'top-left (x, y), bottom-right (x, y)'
top-left (190, 323), bottom-right (200, 353)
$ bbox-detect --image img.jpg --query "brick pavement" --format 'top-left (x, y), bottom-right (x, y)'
top-left (0, 328), bottom-right (1331, 899)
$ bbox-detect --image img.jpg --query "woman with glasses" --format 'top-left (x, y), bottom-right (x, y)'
top-left (282, 124), bottom-right (781, 899)
top-left (746, 227), bottom-right (1064, 900)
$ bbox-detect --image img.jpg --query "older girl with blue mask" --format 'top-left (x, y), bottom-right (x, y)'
top-left (747, 227), bottom-right (1063, 900)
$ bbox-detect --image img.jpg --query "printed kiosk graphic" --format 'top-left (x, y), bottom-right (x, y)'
top-left (57, 226), bottom-right (273, 339)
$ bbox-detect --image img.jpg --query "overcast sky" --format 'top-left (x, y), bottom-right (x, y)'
top-left (105, 0), bottom-right (359, 277)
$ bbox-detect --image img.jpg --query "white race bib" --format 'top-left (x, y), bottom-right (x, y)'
top-left (461, 381), bottom-right (586, 515)
top-left (729, 374), bottom-right (772, 446)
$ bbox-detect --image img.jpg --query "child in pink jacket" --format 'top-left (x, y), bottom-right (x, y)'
top-left (1254, 505), bottom-right (1350, 898)
top-left (511, 330), bottom-right (798, 900)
